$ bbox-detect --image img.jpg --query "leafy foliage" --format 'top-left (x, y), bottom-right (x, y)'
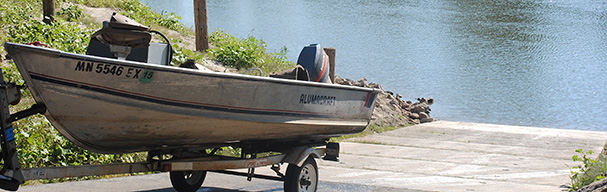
top-left (170, 42), bottom-right (204, 66)
top-left (208, 30), bottom-right (294, 74)
top-left (0, 0), bottom-right (37, 27)
top-left (570, 149), bottom-right (607, 191)
top-left (117, 0), bottom-right (186, 32)
top-left (66, 0), bottom-right (190, 34)
top-left (0, 0), bottom-right (35, 54)
top-left (7, 18), bottom-right (92, 54)
top-left (57, 5), bottom-right (84, 21)
top-left (0, 1), bottom-right (88, 53)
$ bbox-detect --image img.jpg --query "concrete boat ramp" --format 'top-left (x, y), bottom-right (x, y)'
top-left (20, 121), bottom-right (607, 192)
top-left (320, 121), bottom-right (607, 191)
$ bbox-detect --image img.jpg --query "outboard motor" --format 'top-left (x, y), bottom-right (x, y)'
top-left (86, 12), bottom-right (171, 65)
top-left (297, 44), bottom-right (331, 83)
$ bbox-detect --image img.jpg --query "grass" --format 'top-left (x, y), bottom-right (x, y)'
top-left (208, 30), bottom-right (294, 74)
top-left (65, 0), bottom-right (191, 35)
top-left (329, 124), bottom-right (404, 143)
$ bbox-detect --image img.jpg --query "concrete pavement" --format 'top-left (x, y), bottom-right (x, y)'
top-left (19, 121), bottom-right (607, 191)
top-left (321, 121), bottom-right (607, 191)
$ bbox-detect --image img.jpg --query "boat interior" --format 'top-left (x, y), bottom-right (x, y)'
top-left (85, 12), bottom-right (331, 84)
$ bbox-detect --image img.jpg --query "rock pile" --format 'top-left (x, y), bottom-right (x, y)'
top-left (404, 97), bottom-right (435, 124)
top-left (334, 76), bottom-right (434, 127)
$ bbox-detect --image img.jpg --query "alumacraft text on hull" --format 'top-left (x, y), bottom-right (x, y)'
top-left (0, 13), bottom-right (378, 192)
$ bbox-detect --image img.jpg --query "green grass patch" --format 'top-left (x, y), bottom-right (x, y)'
top-left (569, 148), bottom-right (607, 191)
top-left (208, 30), bottom-right (294, 74)
top-left (65, 0), bottom-right (191, 35)
top-left (329, 124), bottom-right (404, 143)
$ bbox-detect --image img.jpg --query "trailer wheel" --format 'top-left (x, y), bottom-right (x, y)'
top-left (284, 157), bottom-right (318, 192)
top-left (0, 177), bottom-right (20, 191)
top-left (170, 171), bottom-right (206, 192)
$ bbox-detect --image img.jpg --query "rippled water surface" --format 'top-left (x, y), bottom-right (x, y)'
top-left (141, 0), bottom-right (607, 131)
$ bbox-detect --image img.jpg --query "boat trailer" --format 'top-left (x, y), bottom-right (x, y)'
top-left (0, 69), bottom-right (340, 192)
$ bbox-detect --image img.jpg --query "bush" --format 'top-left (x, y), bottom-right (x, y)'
top-left (570, 148), bottom-right (607, 191)
top-left (7, 18), bottom-right (92, 54)
top-left (208, 30), bottom-right (294, 74)
top-left (57, 5), bottom-right (84, 21)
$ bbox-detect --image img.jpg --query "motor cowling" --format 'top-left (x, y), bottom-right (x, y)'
top-left (297, 44), bottom-right (331, 83)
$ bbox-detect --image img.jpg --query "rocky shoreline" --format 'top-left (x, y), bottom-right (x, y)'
top-left (334, 76), bottom-right (434, 127)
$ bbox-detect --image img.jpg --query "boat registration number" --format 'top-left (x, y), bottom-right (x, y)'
top-left (73, 61), bottom-right (155, 83)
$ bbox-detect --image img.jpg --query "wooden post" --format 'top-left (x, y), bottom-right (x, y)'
top-left (42, 0), bottom-right (55, 24)
top-left (324, 47), bottom-right (336, 83)
top-left (194, 0), bottom-right (209, 52)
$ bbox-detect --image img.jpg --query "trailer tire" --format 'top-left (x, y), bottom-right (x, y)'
top-left (0, 177), bottom-right (20, 191)
top-left (170, 171), bottom-right (206, 192)
top-left (284, 157), bottom-right (318, 192)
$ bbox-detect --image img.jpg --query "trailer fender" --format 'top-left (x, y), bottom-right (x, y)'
top-left (282, 147), bottom-right (325, 167)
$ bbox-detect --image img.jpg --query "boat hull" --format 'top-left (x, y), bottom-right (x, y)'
top-left (5, 42), bottom-right (378, 153)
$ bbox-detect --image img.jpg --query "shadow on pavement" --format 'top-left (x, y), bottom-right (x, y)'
top-left (136, 181), bottom-right (420, 192)
top-left (136, 187), bottom-right (283, 192)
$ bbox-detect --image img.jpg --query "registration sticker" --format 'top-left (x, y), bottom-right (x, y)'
top-left (139, 70), bottom-right (155, 83)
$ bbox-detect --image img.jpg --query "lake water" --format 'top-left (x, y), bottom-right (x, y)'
top-left (140, 0), bottom-right (607, 131)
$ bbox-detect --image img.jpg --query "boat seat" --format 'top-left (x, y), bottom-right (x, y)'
top-left (90, 27), bottom-right (151, 48)
top-left (90, 13), bottom-right (151, 48)
top-left (86, 13), bottom-right (170, 65)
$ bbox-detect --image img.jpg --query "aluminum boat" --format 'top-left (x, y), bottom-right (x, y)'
top-left (3, 14), bottom-right (378, 154)
top-left (4, 41), bottom-right (378, 153)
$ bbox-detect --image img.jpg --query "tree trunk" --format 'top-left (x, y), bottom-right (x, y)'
top-left (43, 0), bottom-right (55, 24)
top-left (194, 0), bottom-right (209, 52)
